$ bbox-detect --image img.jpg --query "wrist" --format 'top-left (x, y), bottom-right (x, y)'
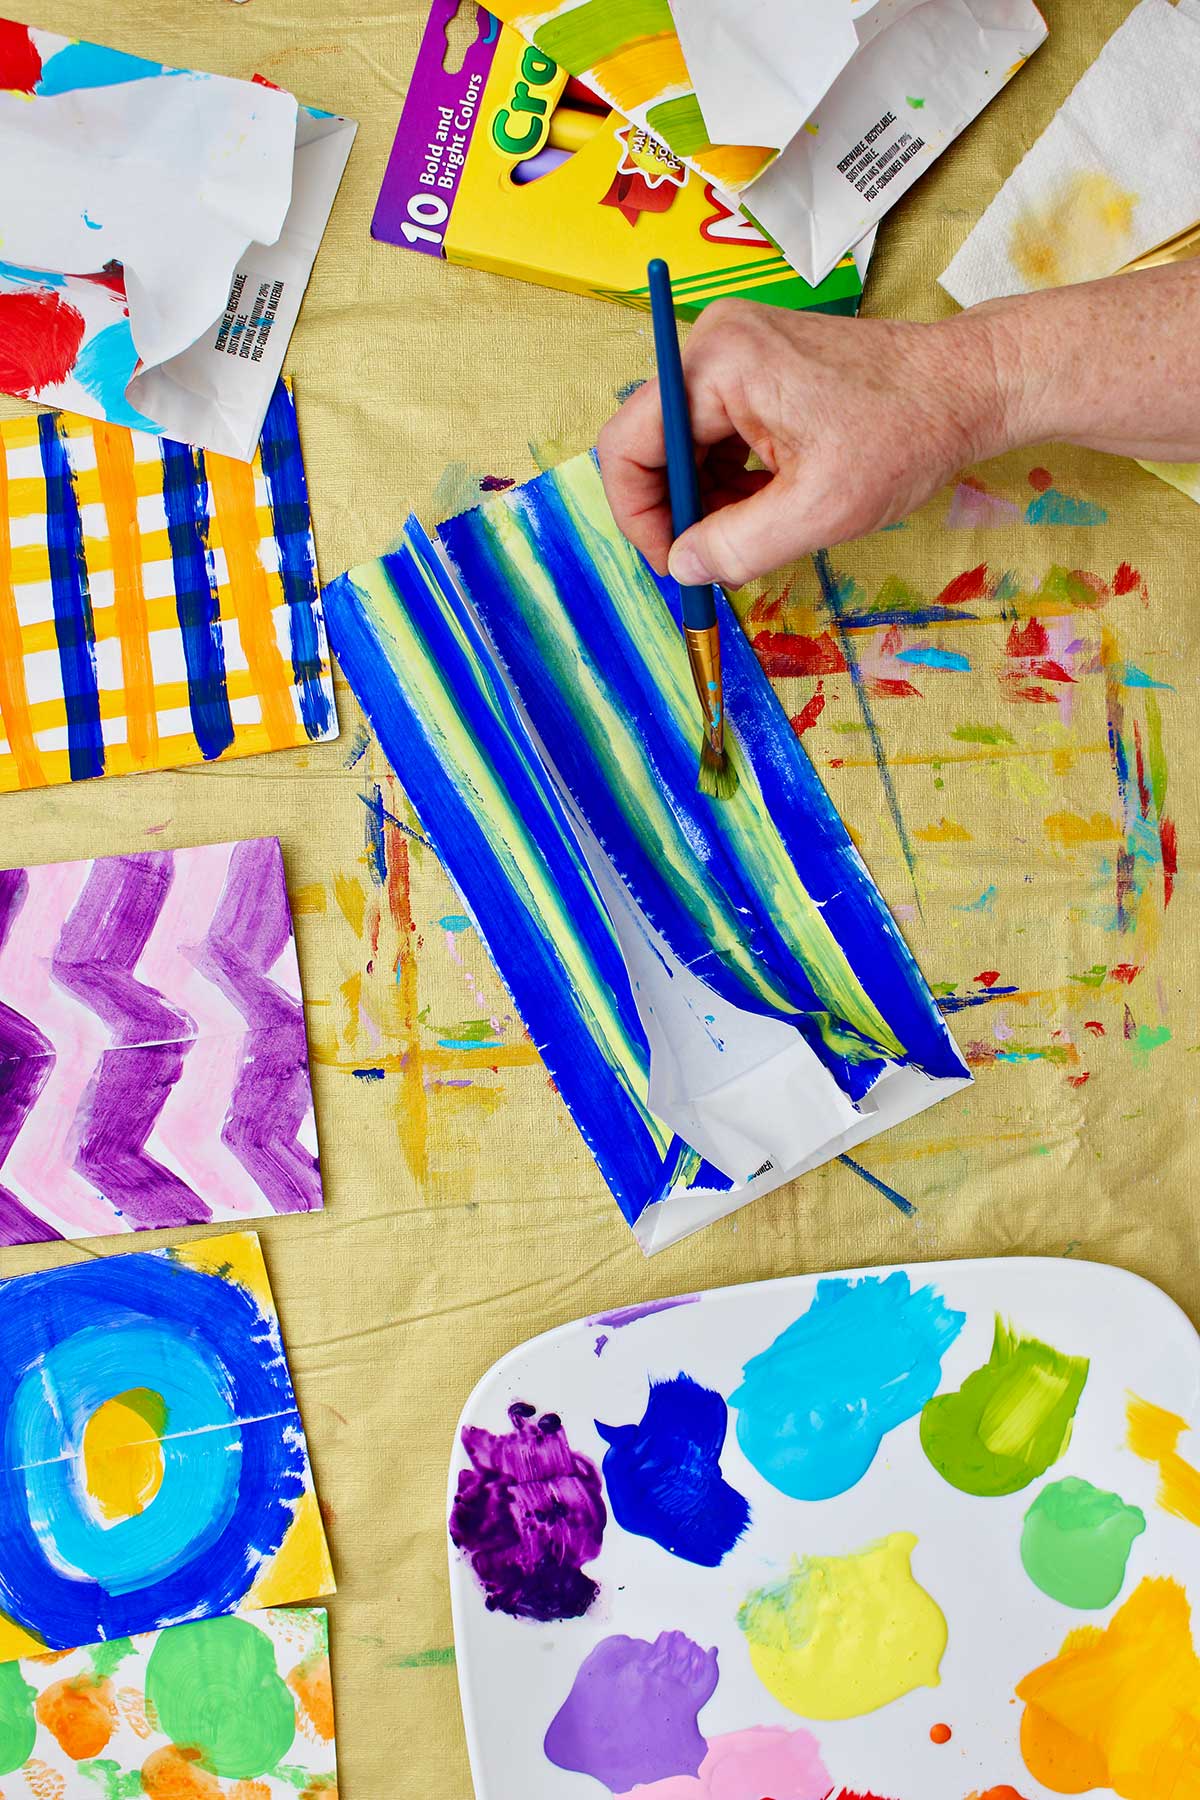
top-left (952, 292), bottom-right (1058, 461)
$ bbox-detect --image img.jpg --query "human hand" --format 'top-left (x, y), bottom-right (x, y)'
top-left (597, 298), bottom-right (1008, 589)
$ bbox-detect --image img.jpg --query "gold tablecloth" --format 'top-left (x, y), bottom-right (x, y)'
top-left (3, 3), bottom-right (1195, 1793)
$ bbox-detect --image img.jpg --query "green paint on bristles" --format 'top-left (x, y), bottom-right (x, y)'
top-left (698, 737), bottom-right (739, 800)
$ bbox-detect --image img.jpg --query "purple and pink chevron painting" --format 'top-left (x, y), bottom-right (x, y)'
top-left (0, 836), bottom-right (323, 1245)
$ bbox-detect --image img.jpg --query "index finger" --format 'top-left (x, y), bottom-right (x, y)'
top-left (596, 377), bottom-right (673, 574)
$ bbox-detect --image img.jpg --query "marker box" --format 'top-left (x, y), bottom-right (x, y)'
top-left (373, 3), bottom-right (863, 320)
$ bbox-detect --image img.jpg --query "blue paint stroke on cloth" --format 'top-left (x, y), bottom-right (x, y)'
top-left (37, 414), bottom-right (104, 781)
top-left (937, 984), bottom-right (1020, 1012)
top-left (0, 1250), bottom-right (307, 1648)
top-left (259, 382), bottom-right (334, 741)
top-left (597, 1373), bottom-right (750, 1566)
top-left (1026, 489), bottom-right (1108, 527)
top-left (895, 647), bottom-right (971, 671)
top-left (836, 1152), bottom-right (915, 1216)
top-left (35, 41), bottom-right (164, 95)
top-left (362, 785), bottom-right (389, 884)
top-left (160, 439), bottom-right (234, 761)
top-left (729, 1272), bottom-right (966, 1500)
top-left (72, 321), bottom-right (156, 432)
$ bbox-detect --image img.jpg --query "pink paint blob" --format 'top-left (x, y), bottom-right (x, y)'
top-left (614, 1725), bottom-right (831, 1799)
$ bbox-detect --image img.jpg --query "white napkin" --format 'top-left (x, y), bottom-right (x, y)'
top-left (941, 0), bottom-right (1200, 305)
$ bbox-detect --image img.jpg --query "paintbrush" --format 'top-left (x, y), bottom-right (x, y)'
top-left (646, 258), bottom-right (738, 801)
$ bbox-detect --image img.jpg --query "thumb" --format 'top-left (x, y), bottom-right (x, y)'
top-left (666, 480), bottom-right (813, 589)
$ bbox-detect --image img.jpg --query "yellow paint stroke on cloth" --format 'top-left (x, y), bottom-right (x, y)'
top-left (1127, 1393), bottom-right (1200, 1525)
top-left (1044, 811), bottom-right (1122, 846)
top-left (737, 1532), bottom-right (946, 1719)
top-left (491, 463), bottom-right (906, 1063)
top-left (1010, 172), bottom-right (1138, 290)
top-left (1017, 1576), bottom-right (1200, 1796)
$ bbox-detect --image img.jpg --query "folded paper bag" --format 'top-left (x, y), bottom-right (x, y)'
top-left (0, 21), bottom-right (355, 460)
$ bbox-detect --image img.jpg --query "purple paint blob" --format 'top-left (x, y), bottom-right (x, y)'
top-left (194, 838), bottom-right (322, 1213)
top-left (450, 1402), bottom-right (605, 1622)
top-left (51, 853), bottom-right (208, 1229)
top-left (593, 1295), bottom-right (700, 1329)
top-left (0, 871), bottom-right (60, 1246)
top-left (544, 1630), bottom-right (718, 1791)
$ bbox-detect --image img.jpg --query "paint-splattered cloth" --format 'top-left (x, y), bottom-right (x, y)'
top-left (1, 2), bottom-right (1194, 1794)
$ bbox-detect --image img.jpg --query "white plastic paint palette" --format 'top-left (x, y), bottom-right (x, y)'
top-left (447, 1258), bottom-right (1200, 1799)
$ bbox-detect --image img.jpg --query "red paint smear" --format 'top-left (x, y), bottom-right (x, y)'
top-left (791, 682), bottom-right (826, 736)
top-left (1162, 815), bottom-right (1178, 906)
top-left (1028, 466), bottom-right (1052, 492)
top-left (1133, 721), bottom-right (1151, 817)
top-left (1027, 659), bottom-right (1074, 684)
top-left (1123, 1003), bottom-right (1137, 1040)
top-left (965, 1041), bottom-right (997, 1067)
top-left (1084, 1020), bottom-right (1105, 1035)
top-left (1002, 679), bottom-right (1061, 705)
top-left (828, 757), bottom-right (845, 769)
top-left (929, 1721), bottom-right (952, 1745)
top-left (0, 19), bottom-right (41, 92)
top-left (835, 1791), bottom-right (900, 1799)
top-left (752, 628), bottom-right (845, 677)
top-left (1110, 963), bottom-right (1141, 984)
top-left (880, 622), bottom-right (903, 655)
top-left (1067, 1072), bottom-right (1091, 1087)
top-left (1114, 561), bottom-right (1141, 596)
top-left (78, 264), bottom-right (128, 296)
top-left (867, 676), bottom-right (922, 700)
top-left (1007, 618), bottom-right (1050, 659)
top-left (975, 970), bottom-right (1000, 987)
top-left (252, 72), bottom-right (285, 90)
top-left (937, 562), bottom-right (988, 607)
top-left (0, 290), bottom-right (86, 398)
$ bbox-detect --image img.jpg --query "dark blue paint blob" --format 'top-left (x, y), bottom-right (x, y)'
top-left (259, 382), bottom-right (333, 741)
top-left (160, 439), bottom-right (234, 761)
top-left (597, 1373), bottom-right (749, 1567)
top-left (37, 414), bottom-right (104, 781)
top-left (0, 1252), bottom-right (306, 1648)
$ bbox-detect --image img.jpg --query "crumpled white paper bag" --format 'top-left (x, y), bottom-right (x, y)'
top-left (0, 21), bottom-right (355, 460)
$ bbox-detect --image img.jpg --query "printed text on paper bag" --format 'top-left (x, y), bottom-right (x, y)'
top-left (836, 112), bottom-right (925, 202)
top-left (213, 273), bottom-right (287, 363)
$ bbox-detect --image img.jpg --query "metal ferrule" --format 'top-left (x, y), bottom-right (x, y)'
top-left (683, 624), bottom-right (725, 753)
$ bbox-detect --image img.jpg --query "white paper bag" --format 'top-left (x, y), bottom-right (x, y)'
top-left (0, 21), bottom-right (355, 460)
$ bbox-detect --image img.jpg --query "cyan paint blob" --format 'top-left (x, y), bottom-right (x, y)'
top-left (36, 41), bottom-right (164, 95)
top-left (1025, 488), bottom-right (1108, 527)
top-left (73, 321), bottom-right (157, 433)
top-left (895, 647), bottom-right (971, 672)
top-left (596, 1373), bottom-right (750, 1567)
top-left (729, 1273), bottom-right (966, 1501)
top-left (1021, 1477), bottom-right (1145, 1608)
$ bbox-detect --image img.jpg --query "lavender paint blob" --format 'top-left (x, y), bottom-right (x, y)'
top-left (592, 1295), bottom-right (700, 1330)
top-left (544, 1630), bottom-right (718, 1791)
top-left (450, 1402), bottom-right (605, 1622)
top-left (597, 1373), bottom-right (750, 1567)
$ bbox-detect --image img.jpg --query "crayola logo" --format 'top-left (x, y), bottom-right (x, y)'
top-left (491, 45), bottom-right (558, 157)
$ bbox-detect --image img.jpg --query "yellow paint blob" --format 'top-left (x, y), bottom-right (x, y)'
top-left (332, 871), bottom-right (366, 938)
top-left (0, 1613), bottom-right (45, 1659)
top-left (1017, 1576), bottom-right (1200, 1795)
top-left (1044, 810), bottom-right (1121, 847)
top-left (171, 1232), bottom-right (275, 1313)
top-left (1127, 1393), bottom-right (1200, 1525)
top-left (1010, 172), bottom-right (1138, 290)
top-left (591, 34), bottom-right (690, 109)
top-left (737, 1532), bottom-right (946, 1720)
top-left (914, 818), bottom-right (973, 843)
top-left (246, 1490), bottom-right (335, 1608)
top-left (82, 1389), bottom-right (166, 1523)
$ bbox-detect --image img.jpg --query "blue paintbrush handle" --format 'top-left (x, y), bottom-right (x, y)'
top-left (647, 259), bottom-right (718, 633)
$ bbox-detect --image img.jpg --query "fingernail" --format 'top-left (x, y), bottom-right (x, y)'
top-left (668, 544), bottom-right (710, 585)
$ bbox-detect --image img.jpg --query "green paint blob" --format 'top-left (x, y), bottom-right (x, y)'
top-left (1021, 1477), bottom-right (1145, 1608)
top-left (78, 1758), bottom-right (143, 1799)
top-left (0, 1660), bottom-right (36, 1776)
top-left (146, 1614), bottom-right (296, 1778)
top-left (1131, 1023), bottom-right (1171, 1069)
top-left (389, 1645), bottom-right (456, 1669)
top-left (950, 723), bottom-right (1016, 746)
top-left (89, 1637), bottom-right (135, 1679)
top-left (920, 1317), bottom-right (1089, 1496)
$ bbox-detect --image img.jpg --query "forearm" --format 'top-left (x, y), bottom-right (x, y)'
top-left (962, 261), bottom-right (1200, 464)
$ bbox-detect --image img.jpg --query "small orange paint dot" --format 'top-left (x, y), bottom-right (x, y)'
top-left (930, 1722), bottom-right (952, 1744)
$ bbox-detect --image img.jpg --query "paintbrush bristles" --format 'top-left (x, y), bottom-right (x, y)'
top-left (698, 737), bottom-right (739, 800)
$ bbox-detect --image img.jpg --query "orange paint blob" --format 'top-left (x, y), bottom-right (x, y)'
top-left (929, 1721), bottom-right (952, 1744)
top-left (34, 1673), bottom-right (116, 1760)
top-left (119, 1682), bottom-right (157, 1739)
top-left (1017, 1576), bottom-right (1200, 1795)
top-left (967, 1789), bottom-right (1029, 1799)
top-left (288, 1651), bottom-right (335, 1741)
top-left (22, 1765), bottom-right (66, 1800)
top-left (228, 1785), bottom-right (273, 1800)
top-left (140, 1745), bottom-right (223, 1800)
top-left (299, 1783), bottom-right (338, 1800)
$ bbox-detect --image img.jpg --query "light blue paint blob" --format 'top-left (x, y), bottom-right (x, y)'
top-left (437, 1035), bottom-right (501, 1050)
top-left (1120, 664), bottom-right (1173, 690)
top-left (0, 260), bottom-right (66, 288)
top-left (958, 885), bottom-right (997, 913)
top-left (1025, 489), bottom-right (1108, 527)
top-left (439, 914), bottom-right (472, 932)
top-left (82, 211), bottom-right (102, 231)
top-left (36, 42), bottom-right (165, 95)
top-left (729, 1272), bottom-right (965, 1500)
top-left (73, 322), bottom-right (158, 433)
top-left (895, 648), bottom-right (971, 672)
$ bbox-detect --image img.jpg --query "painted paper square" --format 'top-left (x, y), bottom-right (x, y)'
top-left (0, 380), bottom-right (338, 792)
top-left (0, 837), bottom-right (323, 1246)
top-left (0, 1231), bottom-right (335, 1660)
top-left (0, 1606), bottom-right (337, 1798)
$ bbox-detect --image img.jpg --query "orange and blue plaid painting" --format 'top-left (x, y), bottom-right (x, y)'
top-left (0, 380), bottom-right (338, 792)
